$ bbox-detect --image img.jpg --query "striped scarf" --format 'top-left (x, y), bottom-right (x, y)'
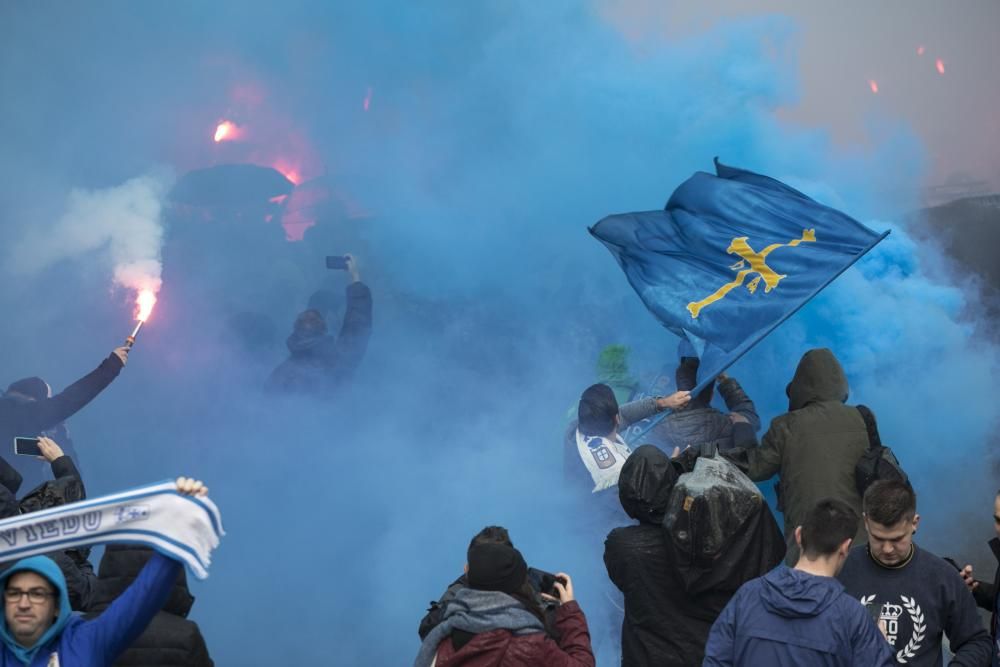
top-left (0, 480), bottom-right (223, 579)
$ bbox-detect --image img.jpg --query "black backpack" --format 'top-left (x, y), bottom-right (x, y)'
top-left (854, 404), bottom-right (908, 494)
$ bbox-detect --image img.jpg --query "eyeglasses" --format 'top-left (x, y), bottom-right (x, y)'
top-left (4, 588), bottom-right (56, 604)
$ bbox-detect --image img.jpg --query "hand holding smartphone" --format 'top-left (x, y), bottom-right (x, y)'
top-left (13, 437), bottom-right (42, 457)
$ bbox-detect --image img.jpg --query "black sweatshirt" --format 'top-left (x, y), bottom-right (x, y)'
top-left (0, 352), bottom-right (123, 494)
top-left (838, 543), bottom-right (992, 666)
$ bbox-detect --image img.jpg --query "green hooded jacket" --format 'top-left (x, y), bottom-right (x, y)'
top-left (735, 349), bottom-right (869, 546)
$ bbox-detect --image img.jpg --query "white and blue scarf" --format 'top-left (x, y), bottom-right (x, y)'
top-left (0, 480), bottom-right (223, 579)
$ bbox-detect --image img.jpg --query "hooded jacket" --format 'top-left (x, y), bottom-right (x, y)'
top-left (721, 349), bottom-right (869, 545)
top-left (0, 353), bottom-right (123, 495)
top-left (703, 566), bottom-right (895, 666)
top-left (267, 281), bottom-right (372, 395)
top-left (86, 545), bottom-right (212, 667)
top-left (0, 552), bottom-right (180, 666)
top-left (605, 447), bottom-right (782, 666)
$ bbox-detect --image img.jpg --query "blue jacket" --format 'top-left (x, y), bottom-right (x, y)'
top-left (703, 566), bottom-right (895, 666)
top-left (0, 552), bottom-right (179, 666)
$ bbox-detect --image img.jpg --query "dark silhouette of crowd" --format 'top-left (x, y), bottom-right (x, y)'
top-left (419, 347), bottom-right (999, 666)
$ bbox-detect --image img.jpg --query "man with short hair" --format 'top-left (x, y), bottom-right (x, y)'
top-left (838, 480), bottom-right (992, 666)
top-left (704, 498), bottom-right (895, 666)
top-left (0, 477), bottom-right (208, 667)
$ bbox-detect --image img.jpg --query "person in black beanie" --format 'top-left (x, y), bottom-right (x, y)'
top-left (413, 541), bottom-right (595, 667)
top-left (0, 346), bottom-right (129, 493)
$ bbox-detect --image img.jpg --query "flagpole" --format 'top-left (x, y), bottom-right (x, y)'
top-left (625, 229), bottom-right (891, 446)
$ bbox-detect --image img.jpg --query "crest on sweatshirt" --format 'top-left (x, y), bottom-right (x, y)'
top-left (47, 652), bottom-right (60, 667)
top-left (860, 594), bottom-right (925, 663)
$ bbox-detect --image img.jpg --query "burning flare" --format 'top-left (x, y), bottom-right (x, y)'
top-left (214, 121), bottom-right (242, 143)
top-left (136, 289), bottom-right (157, 322)
top-left (868, 80), bottom-right (879, 94)
top-left (126, 289), bottom-right (157, 350)
top-left (917, 45), bottom-right (925, 56)
top-left (935, 58), bottom-right (945, 75)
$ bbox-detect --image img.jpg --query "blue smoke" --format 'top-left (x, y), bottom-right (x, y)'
top-left (0, 2), bottom-right (995, 664)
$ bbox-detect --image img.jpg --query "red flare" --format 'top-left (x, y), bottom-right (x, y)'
top-left (935, 58), bottom-right (945, 74)
top-left (214, 120), bottom-right (243, 143)
top-left (363, 87), bottom-right (373, 112)
top-left (273, 160), bottom-right (302, 186)
top-left (868, 80), bottom-right (879, 94)
top-left (136, 290), bottom-right (157, 322)
top-left (917, 45), bottom-right (925, 56)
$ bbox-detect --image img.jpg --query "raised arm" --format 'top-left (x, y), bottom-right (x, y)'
top-left (38, 436), bottom-right (86, 498)
top-left (717, 374), bottom-right (760, 432)
top-left (328, 254), bottom-right (372, 381)
top-left (618, 392), bottom-right (690, 428)
top-left (12, 350), bottom-right (125, 436)
top-left (76, 478), bottom-right (207, 663)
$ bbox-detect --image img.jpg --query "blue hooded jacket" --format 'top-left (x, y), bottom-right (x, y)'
top-left (0, 553), bottom-right (179, 666)
top-left (703, 566), bottom-right (895, 666)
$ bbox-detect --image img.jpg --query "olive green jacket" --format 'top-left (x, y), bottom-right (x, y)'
top-left (731, 349), bottom-right (869, 545)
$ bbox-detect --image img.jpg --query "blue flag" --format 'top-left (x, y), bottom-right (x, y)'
top-left (591, 159), bottom-right (888, 437)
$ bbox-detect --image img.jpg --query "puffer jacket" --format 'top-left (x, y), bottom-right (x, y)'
top-left (649, 376), bottom-right (759, 453)
top-left (86, 545), bottom-right (213, 667)
top-left (723, 348), bottom-right (870, 544)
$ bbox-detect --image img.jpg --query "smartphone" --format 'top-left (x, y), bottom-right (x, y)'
top-left (527, 567), bottom-right (565, 596)
top-left (325, 255), bottom-right (348, 270)
top-left (13, 437), bottom-right (42, 457)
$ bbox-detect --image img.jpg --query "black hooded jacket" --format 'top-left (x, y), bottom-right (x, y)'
top-left (267, 281), bottom-right (373, 395)
top-left (605, 446), bottom-right (785, 667)
top-left (86, 545), bottom-right (213, 667)
top-left (603, 447), bottom-right (721, 666)
top-left (0, 352), bottom-right (123, 493)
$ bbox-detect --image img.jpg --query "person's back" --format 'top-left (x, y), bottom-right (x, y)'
top-left (86, 545), bottom-right (213, 667)
top-left (415, 542), bottom-right (594, 667)
top-left (734, 349), bottom-right (869, 545)
top-left (704, 498), bottom-right (894, 667)
top-left (605, 446), bottom-right (735, 666)
top-left (708, 567), bottom-right (887, 666)
top-left (650, 358), bottom-right (759, 454)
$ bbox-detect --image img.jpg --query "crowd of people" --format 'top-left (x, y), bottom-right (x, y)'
top-left (0, 249), bottom-right (368, 665)
top-left (418, 348), bottom-right (1000, 666)
top-left (0, 346), bottom-right (215, 666)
